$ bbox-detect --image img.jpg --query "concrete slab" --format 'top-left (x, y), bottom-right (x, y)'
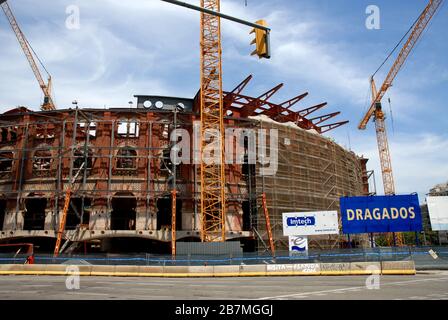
top-left (44, 264), bottom-right (70, 275)
top-left (213, 265), bottom-right (240, 276)
top-left (90, 265), bottom-right (116, 276)
top-left (382, 261), bottom-right (416, 275)
top-left (113, 265), bottom-right (140, 277)
top-left (350, 262), bottom-right (381, 275)
top-left (163, 266), bottom-right (190, 277)
top-left (320, 262), bottom-right (351, 275)
top-left (187, 266), bottom-right (214, 277)
top-left (292, 263), bottom-right (321, 275)
top-left (266, 264), bottom-right (294, 276)
top-left (138, 266), bottom-right (164, 276)
top-left (239, 265), bottom-right (266, 276)
top-left (0, 264), bottom-right (25, 273)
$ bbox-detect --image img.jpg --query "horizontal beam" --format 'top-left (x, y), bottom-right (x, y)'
top-left (161, 0), bottom-right (271, 31)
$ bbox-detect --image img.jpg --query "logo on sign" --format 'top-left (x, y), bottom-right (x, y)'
top-left (291, 237), bottom-right (307, 252)
top-left (287, 216), bottom-right (315, 227)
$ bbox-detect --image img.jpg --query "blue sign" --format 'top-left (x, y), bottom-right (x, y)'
top-left (286, 216), bottom-right (316, 227)
top-left (340, 194), bottom-right (422, 234)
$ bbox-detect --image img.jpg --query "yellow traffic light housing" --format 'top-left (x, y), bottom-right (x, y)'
top-left (250, 20), bottom-right (270, 59)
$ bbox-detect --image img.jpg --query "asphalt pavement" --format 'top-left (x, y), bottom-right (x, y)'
top-left (0, 271), bottom-right (448, 300)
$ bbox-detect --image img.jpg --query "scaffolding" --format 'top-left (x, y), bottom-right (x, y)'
top-left (0, 105), bottom-right (366, 252)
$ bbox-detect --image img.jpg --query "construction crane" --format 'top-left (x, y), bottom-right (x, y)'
top-left (198, 0), bottom-right (227, 242)
top-left (1, 0), bottom-right (56, 111)
top-left (358, 0), bottom-right (443, 245)
top-left (162, 0), bottom-right (269, 243)
top-left (54, 163), bottom-right (85, 257)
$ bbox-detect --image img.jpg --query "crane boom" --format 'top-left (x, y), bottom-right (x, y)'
top-left (1, 1), bottom-right (55, 110)
top-left (359, 0), bottom-right (443, 130)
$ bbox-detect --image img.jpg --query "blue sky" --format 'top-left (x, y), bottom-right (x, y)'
top-left (0, 0), bottom-right (447, 200)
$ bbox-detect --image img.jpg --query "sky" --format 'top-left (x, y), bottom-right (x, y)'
top-left (0, 0), bottom-right (447, 201)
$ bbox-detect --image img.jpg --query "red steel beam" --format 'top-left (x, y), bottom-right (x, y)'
top-left (298, 102), bottom-right (328, 117)
top-left (310, 111), bottom-right (341, 125)
top-left (320, 120), bottom-right (349, 133)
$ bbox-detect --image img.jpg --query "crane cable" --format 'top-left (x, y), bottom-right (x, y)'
top-left (372, 11), bottom-right (421, 78)
top-left (23, 35), bottom-right (51, 78)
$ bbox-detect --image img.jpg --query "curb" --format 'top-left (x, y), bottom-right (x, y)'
top-left (0, 260), bottom-right (416, 277)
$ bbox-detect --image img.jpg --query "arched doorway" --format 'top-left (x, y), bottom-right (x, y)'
top-left (156, 196), bottom-right (182, 230)
top-left (111, 192), bottom-right (137, 230)
top-left (0, 199), bottom-right (6, 230)
top-left (66, 198), bottom-right (92, 230)
top-left (24, 195), bottom-right (47, 230)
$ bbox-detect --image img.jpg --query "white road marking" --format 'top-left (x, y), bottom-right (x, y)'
top-left (258, 277), bottom-right (448, 300)
top-left (24, 284), bottom-right (54, 287)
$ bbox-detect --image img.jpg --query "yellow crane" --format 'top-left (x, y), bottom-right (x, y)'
top-left (359, 0), bottom-right (443, 245)
top-left (198, 0), bottom-right (227, 242)
top-left (1, 0), bottom-right (55, 111)
top-left (163, 0), bottom-right (270, 243)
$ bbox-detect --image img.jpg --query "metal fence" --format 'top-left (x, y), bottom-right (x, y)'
top-left (1, 246), bottom-right (447, 269)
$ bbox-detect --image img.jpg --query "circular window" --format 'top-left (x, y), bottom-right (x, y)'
top-left (155, 101), bottom-right (164, 109)
top-left (143, 100), bottom-right (152, 109)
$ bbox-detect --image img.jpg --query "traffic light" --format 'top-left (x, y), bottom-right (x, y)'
top-left (250, 20), bottom-right (270, 59)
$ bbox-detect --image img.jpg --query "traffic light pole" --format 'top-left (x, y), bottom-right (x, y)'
top-left (161, 0), bottom-right (271, 32)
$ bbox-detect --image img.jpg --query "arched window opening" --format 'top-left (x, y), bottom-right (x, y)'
top-left (33, 148), bottom-right (52, 171)
top-left (73, 147), bottom-right (93, 170)
top-left (116, 147), bottom-right (137, 170)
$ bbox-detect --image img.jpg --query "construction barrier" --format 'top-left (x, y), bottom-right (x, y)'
top-left (187, 266), bottom-right (215, 277)
top-left (320, 262), bottom-right (351, 276)
top-left (350, 262), bottom-right (381, 275)
top-left (381, 261), bottom-right (416, 275)
top-left (0, 261), bottom-right (416, 277)
top-left (213, 265), bottom-right (240, 277)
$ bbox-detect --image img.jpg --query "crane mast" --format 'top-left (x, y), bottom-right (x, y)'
top-left (199, 0), bottom-right (226, 242)
top-left (1, 1), bottom-right (55, 111)
top-left (359, 0), bottom-right (443, 197)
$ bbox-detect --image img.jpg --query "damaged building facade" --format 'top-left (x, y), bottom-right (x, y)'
top-left (0, 77), bottom-right (370, 253)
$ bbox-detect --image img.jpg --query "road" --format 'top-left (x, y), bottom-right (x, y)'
top-left (0, 272), bottom-right (448, 300)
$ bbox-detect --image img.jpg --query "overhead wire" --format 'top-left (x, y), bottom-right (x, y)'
top-left (372, 10), bottom-right (422, 78)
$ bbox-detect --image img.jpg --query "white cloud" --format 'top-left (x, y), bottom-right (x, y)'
top-left (353, 131), bottom-right (448, 198)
